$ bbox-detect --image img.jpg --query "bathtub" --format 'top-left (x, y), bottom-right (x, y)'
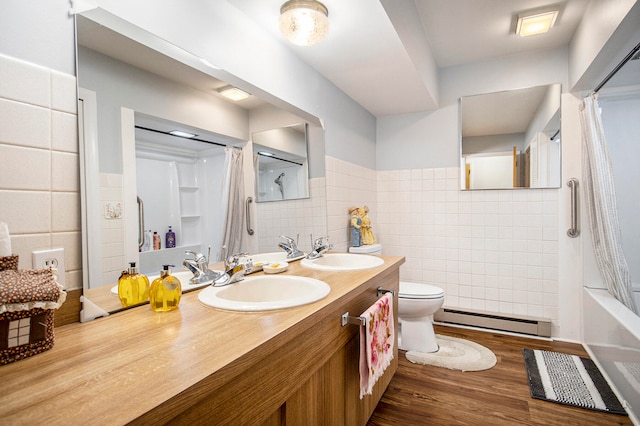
top-left (584, 288), bottom-right (640, 424)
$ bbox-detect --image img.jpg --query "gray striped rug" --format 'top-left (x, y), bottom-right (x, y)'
top-left (522, 348), bottom-right (626, 415)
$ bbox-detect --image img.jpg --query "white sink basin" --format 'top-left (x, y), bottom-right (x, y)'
top-left (198, 275), bottom-right (330, 312)
top-left (300, 253), bottom-right (384, 271)
top-left (110, 269), bottom-right (221, 295)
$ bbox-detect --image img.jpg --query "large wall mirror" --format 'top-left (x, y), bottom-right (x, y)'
top-left (75, 8), bottom-right (326, 319)
top-left (460, 83), bottom-right (561, 190)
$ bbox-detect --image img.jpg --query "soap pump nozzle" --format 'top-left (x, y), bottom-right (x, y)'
top-left (160, 264), bottom-right (174, 278)
top-left (128, 262), bottom-right (138, 274)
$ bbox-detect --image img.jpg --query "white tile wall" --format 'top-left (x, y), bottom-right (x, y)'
top-left (325, 156), bottom-right (378, 252)
top-left (99, 173), bottom-right (126, 286)
top-left (0, 53), bottom-right (81, 290)
top-left (256, 176), bottom-right (327, 253)
top-left (325, 156), bottom-right (560, 333)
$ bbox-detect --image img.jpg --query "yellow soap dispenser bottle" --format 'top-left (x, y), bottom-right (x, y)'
top-left (118, 262), bottom-right (150, 307)
top-left (150, 264), bottom-right (182, 312)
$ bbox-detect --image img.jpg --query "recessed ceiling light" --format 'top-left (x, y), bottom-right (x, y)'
top-left (217, 85), bottom-right (251, 101)
top-left (169, 130), bottom-right (197, 138)
top-left (516, 10), bottom-right (558, 37)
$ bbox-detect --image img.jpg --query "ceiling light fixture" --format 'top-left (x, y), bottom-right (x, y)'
top-left (279, 0), bottom-right (329, 47)
top-left (516, 10), bottom-right (558, 37)
top-left (217, 85), bottom-right (251, 101)
top-left (169, 130), bottom-right (197, 138)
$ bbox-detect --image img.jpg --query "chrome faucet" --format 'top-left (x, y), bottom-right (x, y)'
top-left (213, 252), bottom-right (252, 286)
top-left (183, 248), bottom-right (222, 284)
top-left (278, 235), bottom-right (305, 259)
top-left (307, 236), bottom-right (332, 260)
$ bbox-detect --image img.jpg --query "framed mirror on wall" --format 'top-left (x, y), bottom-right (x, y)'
top-left (460, 83), bottom-right (561, 190)
top-left (253, 123), bottom-right (309, 202)
top-left (75, 8), bottom-right (326, 319)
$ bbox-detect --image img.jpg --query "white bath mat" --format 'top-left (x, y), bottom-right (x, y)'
top-left (405, 334), bottom-right (497, 371)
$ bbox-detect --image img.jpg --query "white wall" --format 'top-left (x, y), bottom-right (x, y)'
top-left (78, 47), bottom-right (249, 174)
top-left (463, 133), bottom-right (524, 155)
top-left (569, 0), bottom-right (639, 91)
top-left (0, 0), bottom-right (75, 74)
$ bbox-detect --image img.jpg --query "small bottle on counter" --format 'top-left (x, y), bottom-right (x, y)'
top-left (150, 264), bottom-right (182, 312)
top-left (165, 226), bottom-right (176, 249)
top-left (117, 262), bottom-right (150, 307)
top-left (143, 229), bottom-right (152, 252)
top-left (153, 231), bottom-right (161, 250)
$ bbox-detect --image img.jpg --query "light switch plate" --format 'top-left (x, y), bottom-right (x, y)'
top-left (32, 248), bottom-right (66, 289)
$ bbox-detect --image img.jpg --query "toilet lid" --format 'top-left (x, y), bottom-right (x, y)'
top-left (399, 281), bottom-right (444, 299)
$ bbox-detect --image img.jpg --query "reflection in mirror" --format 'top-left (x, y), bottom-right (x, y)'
top-left (133, 114), bottom-right (242, 274)
top-left (75, 9), bottom-right (327, 319)
top-left (460, 83), bottom-right (561, 190)
top-left (254, 124), bottom-right (309, 202)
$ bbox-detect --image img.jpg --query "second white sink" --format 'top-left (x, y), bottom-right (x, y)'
top-left (300, 253), bottom-right (384, 271)
top-left (198, 275), bottom-right (330, 311)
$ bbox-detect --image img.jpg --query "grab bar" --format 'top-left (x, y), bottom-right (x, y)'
top-left (245, 197), bottom-right (254, 236)
top-left (567, 178), bottom-right (579, 238)
top-left (137, 196), bottom-right (145, 249)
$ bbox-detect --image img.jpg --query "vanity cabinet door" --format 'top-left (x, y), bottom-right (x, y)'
top-left (285, 348), bottom-right (346, 425)
top-left (285, 270), bottom-right (399, 425)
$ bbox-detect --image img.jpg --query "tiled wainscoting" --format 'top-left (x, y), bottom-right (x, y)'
top-left (326, 156), bottom-right (560, 335)
top-left (0, 53), bottom-right (82, 291)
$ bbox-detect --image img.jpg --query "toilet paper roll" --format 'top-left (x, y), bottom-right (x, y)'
top-left (0, 222), bottom-right (11, 257)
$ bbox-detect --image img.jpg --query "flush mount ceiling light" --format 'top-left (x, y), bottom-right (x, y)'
top-left (279, 0), bottom-right (329, 46)
top-left (169, 130), bottom-right (197, 138)
top-left (516, 10), bottom-right (558, 37)
top-left (217, 85), bottom-right (251, 101)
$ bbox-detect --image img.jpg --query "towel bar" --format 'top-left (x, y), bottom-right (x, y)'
top-left (377, 287), bottom-right (395, 297)
top-left (341, 312), bottom-right (365, 327)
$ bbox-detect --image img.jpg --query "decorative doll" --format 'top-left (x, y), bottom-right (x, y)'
top-left (349, 206), bottom-right (362, 247)
top-left (360, 205), bottom-right (377, 245)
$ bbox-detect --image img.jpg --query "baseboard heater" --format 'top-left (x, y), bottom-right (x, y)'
top-left (434, 308), bottom-right (552, 337)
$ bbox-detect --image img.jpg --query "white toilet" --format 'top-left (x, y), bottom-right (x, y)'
top-left (397, 281), bottom-right (444, 353)
top-left (348, 244), bottom-right (445, 353)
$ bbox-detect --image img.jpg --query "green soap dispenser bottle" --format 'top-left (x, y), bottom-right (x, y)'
top-left (118, 262), bottom-right (150, 307)
top-left (150, 264), bottom-right (182, 312)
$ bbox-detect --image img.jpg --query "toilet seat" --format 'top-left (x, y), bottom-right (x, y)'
top-left (399, 281), bottom-right (444, 300)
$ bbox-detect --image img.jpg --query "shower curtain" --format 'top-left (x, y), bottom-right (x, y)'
top-left (220, 147), bottom-right (245, 261)
top-left (579, 93), bottom-right (638, 314)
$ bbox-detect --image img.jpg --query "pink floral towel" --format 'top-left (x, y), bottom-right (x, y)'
top-left (359, 292), bottom-right (394, 399)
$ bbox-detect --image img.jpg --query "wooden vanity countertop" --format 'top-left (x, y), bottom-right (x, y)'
top-left (0, 255), bottom-right (404, 425)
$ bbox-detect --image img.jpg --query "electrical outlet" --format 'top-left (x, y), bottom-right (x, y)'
top-left (32, 248), bottom-right (66, 290)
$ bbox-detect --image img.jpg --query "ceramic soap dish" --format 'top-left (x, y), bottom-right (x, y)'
top-left (263, 261), bottom-right (288, 274)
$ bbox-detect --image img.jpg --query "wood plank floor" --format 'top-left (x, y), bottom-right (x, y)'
top-left (368, 325), bottom-right (632, 426)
